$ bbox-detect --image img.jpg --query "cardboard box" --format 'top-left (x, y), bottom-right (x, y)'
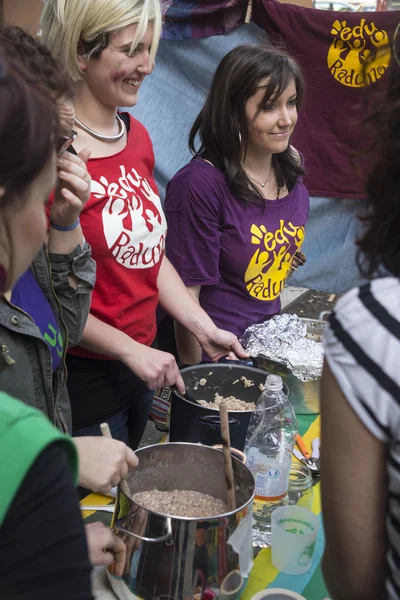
top-left (2, 0), bottom-right (43, 36)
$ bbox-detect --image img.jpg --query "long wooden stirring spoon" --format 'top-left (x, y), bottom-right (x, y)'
top-left (100, 422), bottom-right (131, 497)
top-left (219, 402), bottom-right (236, 512)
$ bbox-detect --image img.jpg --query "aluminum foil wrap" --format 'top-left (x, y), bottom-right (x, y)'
top-left (240, 314), bottom-right (324, 382)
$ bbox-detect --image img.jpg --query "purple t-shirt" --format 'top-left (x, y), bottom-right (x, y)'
top-left (11, 269), bottom-right (63, 371)
top-left (165, 157), bottom-right (310, 339)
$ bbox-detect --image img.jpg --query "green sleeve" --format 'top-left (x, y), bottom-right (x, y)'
top-left (0, 393), bottom-right (77, 526)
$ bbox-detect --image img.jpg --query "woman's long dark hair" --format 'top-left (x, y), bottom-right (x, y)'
top-left (357, 42), bottom-right (400, 278)
top-left (189, 44), bottom-right (305, 205)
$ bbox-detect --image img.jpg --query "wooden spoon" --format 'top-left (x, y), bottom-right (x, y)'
top-left (218, 402), bottom-right (236, 512)
top-left (100, 422), bottom-right (131, 497)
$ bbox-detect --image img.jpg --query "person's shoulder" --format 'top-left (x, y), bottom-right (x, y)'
top-left (166, 157), bottom-right (227, 212)
top-left (171, 157), bottom-right (225, 187)
top-left (0, 393), bottom-right (57, 448)
top-left (325, 277), bottom-right (400, 441)
top-left (0, 393), bottom-right (78, 483)
top-left (0, 393), bottom-right (38, 421)
top-left (335, 277), bottom-right (400, 322)
top-left (121, 112), bottom-right (152, 141)
top-left (328, 277), bottom-right (400, 349)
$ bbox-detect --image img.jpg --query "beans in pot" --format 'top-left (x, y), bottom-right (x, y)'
top-left (132, 489), bottom-right (228, 517)
top-left (198, 393), bottom-right (255, 411)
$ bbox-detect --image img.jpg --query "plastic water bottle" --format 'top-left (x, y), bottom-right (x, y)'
top-left (244, 374), bottom-right (298, 546)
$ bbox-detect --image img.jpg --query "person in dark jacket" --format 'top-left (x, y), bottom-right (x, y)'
top-left (0, 53), bottom-right (129, 600)
top-left (0, 25), bottom-right (137, 496)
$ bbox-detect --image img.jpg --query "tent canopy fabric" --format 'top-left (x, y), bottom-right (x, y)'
top-left (162, 0), bottom-right (247, 39)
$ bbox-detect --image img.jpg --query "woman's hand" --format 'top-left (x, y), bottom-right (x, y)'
top-left (57, 98), bottom-right (75, 138)
top-left (157, 260), bottom-right (249, 363)
top-left (85, 522), bottom-right (126, 577)
top-left (121, 344), bottom-right (185, 394)
top-left (50, 148), bottom-right (92, 228)
top-left (197, 327), bottom-right (249, 362)
top-left (74, 436), bottom-right (138, 494)
top-left (122, 509), bottom-right (148, 575)
top-left (79, 315), bottom-right (186, 393)
top-left (291, 250), bottom-right (306, 273)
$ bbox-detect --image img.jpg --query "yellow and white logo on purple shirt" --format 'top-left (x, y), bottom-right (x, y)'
top-left (244, 220), bottom-right (305, 301)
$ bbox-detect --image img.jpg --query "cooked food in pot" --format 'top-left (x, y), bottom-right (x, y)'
top-left (132, 489), bottom-right (228, 517)
top-left (198, 392), bottom-right (256, 411)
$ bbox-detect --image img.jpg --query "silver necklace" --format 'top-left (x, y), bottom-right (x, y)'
top-left (74, 114), bottom-right (125, 142)
top-left (246, 169), bottom-right (281, 200)
top-left (247, 172), bottom-right (270, 188)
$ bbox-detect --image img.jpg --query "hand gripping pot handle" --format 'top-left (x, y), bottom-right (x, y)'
top-left (114, 515), bottom-right (172, 543)
top-left (80, 505), bottom-right (173, 543)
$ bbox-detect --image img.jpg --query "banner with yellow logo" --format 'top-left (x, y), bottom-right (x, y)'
top-left (327, 18), bottom-right (390, 87)
top-left (254, 0), bottom-right (399, 199)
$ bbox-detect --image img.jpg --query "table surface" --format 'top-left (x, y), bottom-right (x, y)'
top-left (81, 413), bottom-right (329, 600)
top-left (241, 414), bottom-right (329, 600)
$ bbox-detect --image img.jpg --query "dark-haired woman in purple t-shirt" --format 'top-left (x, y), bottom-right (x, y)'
top-left (165, 44), bottom-right (310, 364)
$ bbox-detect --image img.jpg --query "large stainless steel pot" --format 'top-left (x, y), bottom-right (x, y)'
top-left (91, 443), bottom-right (255, 600)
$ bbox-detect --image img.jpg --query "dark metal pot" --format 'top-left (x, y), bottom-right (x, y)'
top-left (169, 364), bottom-right (288, 452)
top-left (89, 443), bottom-right (255, 600)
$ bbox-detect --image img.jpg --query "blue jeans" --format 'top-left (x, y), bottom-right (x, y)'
top-left (72, 386), bottom-right (154, 449)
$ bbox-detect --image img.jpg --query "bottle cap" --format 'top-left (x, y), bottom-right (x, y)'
top-left (266, 374), bottom-right (283, 391)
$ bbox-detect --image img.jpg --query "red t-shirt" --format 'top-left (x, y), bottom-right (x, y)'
top-left (70, 114), bottom-right (167, 359)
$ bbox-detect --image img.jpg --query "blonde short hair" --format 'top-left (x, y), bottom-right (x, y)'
top-left (41, 0), bottom-right (162, 84)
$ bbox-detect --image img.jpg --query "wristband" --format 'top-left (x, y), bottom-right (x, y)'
top-left (50, 218), bottom-right (80, 232)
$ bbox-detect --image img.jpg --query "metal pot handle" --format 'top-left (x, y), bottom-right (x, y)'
top-left (81, 505), bottom-right (173, 543)
top-left (114, 516), bottom-right (172, 544)
top-left (318, 310), bottom-right (331, 321)
top-left (197, 415), bottom-right (240, 430)
top-left (256, 353), bottom-right (288, 370)
top-left (80, 505), bottom-right (115, 513)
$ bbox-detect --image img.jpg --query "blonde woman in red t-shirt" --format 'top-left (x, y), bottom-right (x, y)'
top-left (41, 0), bottom-right (246, 448)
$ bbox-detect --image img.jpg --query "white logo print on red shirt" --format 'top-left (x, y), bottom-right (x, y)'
top-left (91, 165), bottom-right (166, 270)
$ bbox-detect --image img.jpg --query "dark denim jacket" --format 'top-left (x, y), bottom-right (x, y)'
top-left (0, 242), bottom-right (96, 433)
